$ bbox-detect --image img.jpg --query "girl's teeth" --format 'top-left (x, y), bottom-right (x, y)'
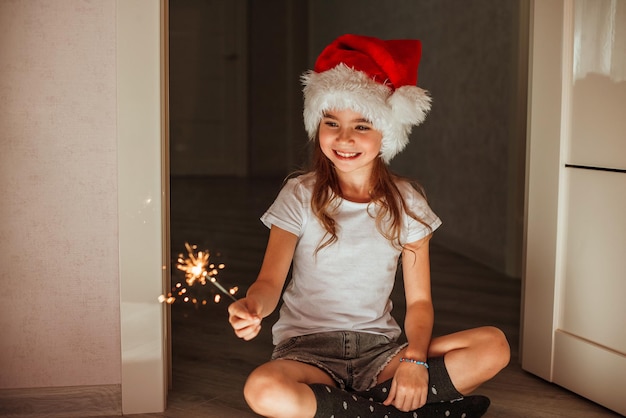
top-left (337, 151), bottom-right (358, 158)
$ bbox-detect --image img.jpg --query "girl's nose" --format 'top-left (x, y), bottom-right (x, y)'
top-left (336, 128), bottom-right (353, 143)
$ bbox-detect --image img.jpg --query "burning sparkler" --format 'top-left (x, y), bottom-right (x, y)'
top-left (159, 242), bottom-right (238, 306)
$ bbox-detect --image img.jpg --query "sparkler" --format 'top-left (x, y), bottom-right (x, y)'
top-left (159, 242), bottom-right (238, 306)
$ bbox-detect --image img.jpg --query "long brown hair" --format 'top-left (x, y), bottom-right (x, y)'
top-left (309, 143), bottom-right (431, 253)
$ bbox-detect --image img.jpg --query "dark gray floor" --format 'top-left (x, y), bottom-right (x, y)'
top-left (109, 176), bottom-right (620, 418)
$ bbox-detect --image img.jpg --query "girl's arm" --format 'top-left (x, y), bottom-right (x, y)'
top-left (401, 234), bottom-right (434, 362)
top-left (228, 225), bottom-right (298, 341)
top-left (384, 234), bottom-right (434, 411)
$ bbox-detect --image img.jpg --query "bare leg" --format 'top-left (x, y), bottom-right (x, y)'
top-left (307, 328), bottom-right (504, 418)
top-left (378, 326), bottom-right (510, 394)
top-left (244, 359), bottom-right (335, 418)
top-left (429, 326), bottom-right (510, 394)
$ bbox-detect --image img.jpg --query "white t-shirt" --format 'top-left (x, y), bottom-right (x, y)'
top-left (261, 173), bottom-right (442, 345)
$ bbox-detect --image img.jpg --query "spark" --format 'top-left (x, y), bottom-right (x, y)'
top-left (159, 242), bottom-right (238, 306)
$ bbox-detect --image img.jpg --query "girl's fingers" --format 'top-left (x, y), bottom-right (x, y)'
top-left (228, 300), bottom-right (258, 323)
top-left (228, 300), bottom-right (262, 340)
top-left (388, 384), bottom-right (410, 412)
top-left (230, 314), bottom-right (261, 332)
top-left (382, 379), bottom-right (396, 406)
top-left (238, 323), bottom-right (262, 341)
top-left (233, 316), bottom-right (261, 332)
top-left (232, 316), bottom-right (261, 340)
top-left (383, 378), bottom-right (427, 412)
top-left (228, 300), bottom-right (250, 321)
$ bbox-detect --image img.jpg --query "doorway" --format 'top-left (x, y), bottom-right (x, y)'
top-left (169, 0), bottom-right (247, 177)
top-left (165, 1), bottom-right (310, 413)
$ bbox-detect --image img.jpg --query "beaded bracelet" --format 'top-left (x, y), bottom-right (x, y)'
top-left (399, 358), bottom-right (429, 368)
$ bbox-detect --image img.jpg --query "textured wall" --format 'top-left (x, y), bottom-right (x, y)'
top-left (0, 1), bottom-right (120, 388)
top-left (308, 0), bottom-right (526, 275)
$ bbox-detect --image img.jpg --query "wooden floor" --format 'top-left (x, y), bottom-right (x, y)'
top-left (101, 176), bottom-right (621, 418)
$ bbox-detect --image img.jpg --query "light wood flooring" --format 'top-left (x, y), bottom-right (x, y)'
top-left (100, 176), bottom-right (621, 418)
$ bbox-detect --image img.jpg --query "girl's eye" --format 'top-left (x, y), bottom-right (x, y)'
top-left (323, 120), bottom-right (338, 128)
top-left (355, 124), bottom-right (371, 131)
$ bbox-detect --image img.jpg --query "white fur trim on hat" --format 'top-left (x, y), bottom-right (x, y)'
top-left (302, 64), bottom-right (431, 163)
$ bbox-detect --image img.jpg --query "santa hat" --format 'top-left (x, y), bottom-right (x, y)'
top-left (302, 34), bottom-right (431, 163)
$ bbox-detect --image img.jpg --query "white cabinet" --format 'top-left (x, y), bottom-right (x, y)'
top-left (522, 1), bottom-right (626, 415)
top-left (554, 169), bottom-right (626, 414)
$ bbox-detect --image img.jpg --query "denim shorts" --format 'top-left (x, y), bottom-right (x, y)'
top-left (271, 331), bottom-right (407, 391)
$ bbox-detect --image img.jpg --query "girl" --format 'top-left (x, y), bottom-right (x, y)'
top-left (229, 34), bottom-right (510, 418)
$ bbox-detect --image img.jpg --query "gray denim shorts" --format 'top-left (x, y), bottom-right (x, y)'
top-left (271, 331), bottom-right (407, 391)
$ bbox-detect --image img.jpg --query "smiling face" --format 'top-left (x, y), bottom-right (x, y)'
top-left (317, 109), bottom-right (383, 177)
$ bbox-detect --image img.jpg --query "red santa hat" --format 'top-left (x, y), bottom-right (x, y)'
top-left (302, 34), bottom-right (431, 163)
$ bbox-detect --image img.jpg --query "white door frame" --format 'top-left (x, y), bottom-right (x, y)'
top-left (117, 0), bottom-right (169, 413)
top-left (521, 0), bottom-right (569, 380)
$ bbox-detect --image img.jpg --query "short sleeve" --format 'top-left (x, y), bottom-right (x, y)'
top-left (402, 183), bottom-right (442, 243)
top-left (260, 177), bottom-right (309, 237)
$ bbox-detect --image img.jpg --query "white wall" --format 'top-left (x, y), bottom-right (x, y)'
top-left (0, 1), bottom-right (121, 389)
top-left (0, 2), bottom-right (167, 414)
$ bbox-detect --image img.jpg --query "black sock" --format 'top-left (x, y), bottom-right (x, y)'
top-left (426, 356), bottom-right (464, 403)
top-left (310, 384), bottom-right (490, 418)
top-left (355, 356), bottom-right (464, 404)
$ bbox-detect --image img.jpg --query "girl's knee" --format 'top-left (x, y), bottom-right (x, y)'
top-left (479, 326), bottom-right (510, 370)
top-left (244, 366), bottom-right (284, 413)
top-left (244, 363), bottom-right (310, 416)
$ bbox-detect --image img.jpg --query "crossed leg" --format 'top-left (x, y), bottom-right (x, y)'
top-left (378, 326), bottom-right (511, 394)
top-left (244, 326), bottom-right (510, 418)
top-left (244, 359), bottom-right (334, 418)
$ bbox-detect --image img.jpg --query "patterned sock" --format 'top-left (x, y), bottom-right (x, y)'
top-left (310, 384), bottom-right (490, 418)
top-left (426, 356), bottom-right (464, 403)
top-left (355, 356), bottom-right (464, 404)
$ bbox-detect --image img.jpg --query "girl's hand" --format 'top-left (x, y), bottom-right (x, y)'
top-left (228, 298), bottom-right (262, 341)
top-left (383, 361), bottom-right (429, 412)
